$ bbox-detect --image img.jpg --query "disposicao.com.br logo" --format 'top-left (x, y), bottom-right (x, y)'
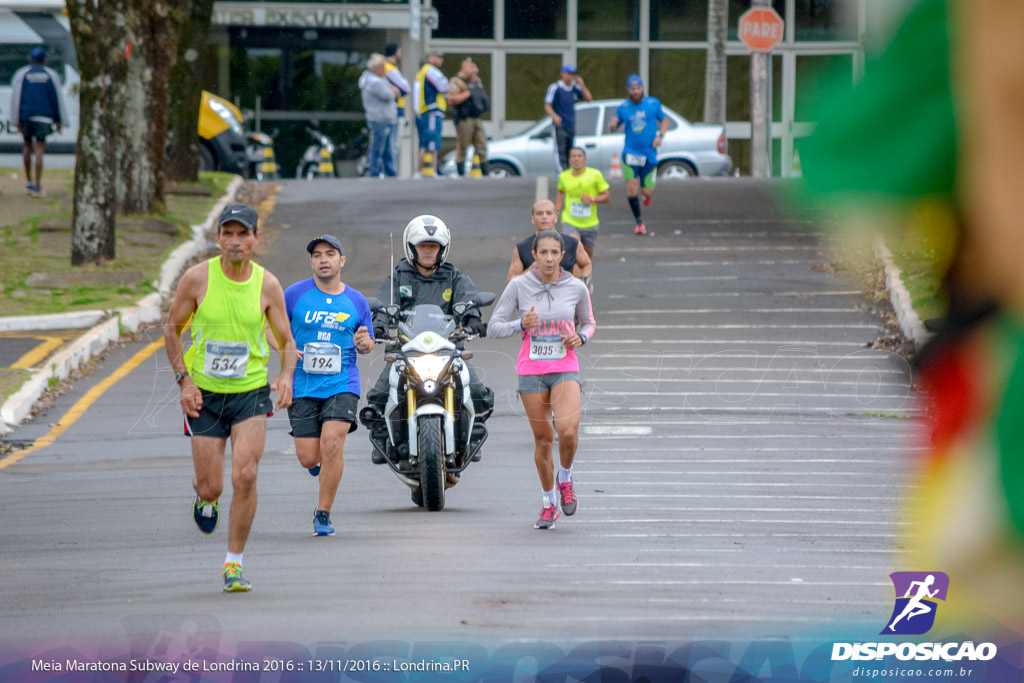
top-left (831, 571), bottom-right (997, 663)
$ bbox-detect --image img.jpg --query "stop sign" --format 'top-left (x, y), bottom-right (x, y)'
top-left (738, 7), bottom-right (784, 52)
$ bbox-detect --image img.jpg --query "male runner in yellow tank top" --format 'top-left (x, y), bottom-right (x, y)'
top-left (164, 202), bottom-right (297, 593)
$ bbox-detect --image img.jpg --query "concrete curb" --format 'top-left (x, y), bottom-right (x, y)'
top-left (0, 175), bottom-right (244, 434)
top-left (874, 237), bottom-right (930, 350)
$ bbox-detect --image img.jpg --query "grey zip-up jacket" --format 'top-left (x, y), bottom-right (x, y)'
top-left (488, 269), bottom-right (595, 374)
top-left (358, 70), bottom-right (397, 124)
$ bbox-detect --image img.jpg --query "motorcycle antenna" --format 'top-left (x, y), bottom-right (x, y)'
top-left (389, 232), bottom-right (394, 307)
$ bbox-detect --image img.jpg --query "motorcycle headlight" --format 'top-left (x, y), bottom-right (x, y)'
top-left (408, 354), bottom-right (448, 381)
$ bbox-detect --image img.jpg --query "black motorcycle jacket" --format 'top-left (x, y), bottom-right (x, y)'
top-left (374, 259), bottom-right (485, 335)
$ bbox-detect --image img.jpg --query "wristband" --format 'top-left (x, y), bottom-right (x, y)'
top-left (175, 370), bottom-right (189, 385)
top-left (578, 333), bottom-right (587, 346)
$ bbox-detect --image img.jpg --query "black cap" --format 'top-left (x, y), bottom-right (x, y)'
top-left (217, 202), bottom-right (259, 231)
top-left (384, 42), bottom-right (400, 57)
top-left (306, 234), bottom-right (344, 255)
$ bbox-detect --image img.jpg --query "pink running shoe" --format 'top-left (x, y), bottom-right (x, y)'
top-left (634, 222), bottom-right (647, 236)
top-left (557, 481), bottom-right (578, 516)
top-left (535, 504), bottom-right (561, 529)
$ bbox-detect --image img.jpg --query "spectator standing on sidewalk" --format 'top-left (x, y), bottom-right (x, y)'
top-left (383, 42), bottom-right (410, 171)
top-left (358, 53), bottom-right (399, 178)
top-left (8, 46), bottom-right (66, 197)
top-left (544, 64), bottom-right (592, 173)
top-left (447, 58), bottom-right (490, 177)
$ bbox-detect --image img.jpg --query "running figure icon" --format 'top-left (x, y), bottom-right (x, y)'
top-left (888, 574), bottom-right (939, 632)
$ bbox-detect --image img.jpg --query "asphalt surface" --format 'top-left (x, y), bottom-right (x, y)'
top-left (0, 177), bottom-right (919, 656)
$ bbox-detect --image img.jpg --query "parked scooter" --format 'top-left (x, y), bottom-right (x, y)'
top-left (360, 293), bottom-right (495, 511)
top-left (295, 125), bottom-right (337, 180)
top-left (245, 129), bottom-right (279, 181)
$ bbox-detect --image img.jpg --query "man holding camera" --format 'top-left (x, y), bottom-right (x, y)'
top-left (448, 58), bottom-right (490, 177)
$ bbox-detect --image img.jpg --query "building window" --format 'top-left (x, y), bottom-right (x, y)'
top-left (795, 54), bottom-right (853, 121)
top-left (649, 49), bottom-right (706, 122)
top-left (577, 0), bottom-right (640, 42)
top-left (725, 53), bottom-right (782, 122)
top-left (795, 0), bottom-right (859, 41)
top-left (440, 53), bottom-right (493, 120)
top-left (432, 0), bottom-right (494, 40)
top-left (650, 0), bottom-right (707, 42)
top-left (577, 48), bottom-right (640, 101)
top-left (506, 53), bottom-right (562, 120)
top-left (504, 0), bottom-right (567, 40)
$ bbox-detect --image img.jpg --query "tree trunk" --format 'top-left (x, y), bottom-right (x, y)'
top-left (118, 1), bottom-right (187, 215)
top-left (167, 0), bottom-right (216, 184)
top-left (67, 0), bottom-right (128, 266)
top-left (704, 0), bottom-right (728, 125)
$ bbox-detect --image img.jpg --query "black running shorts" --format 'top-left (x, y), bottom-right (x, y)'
top-left (287, 393), bottom-right (359, 438)
top-left (183, 385), bottom-right (273, 439)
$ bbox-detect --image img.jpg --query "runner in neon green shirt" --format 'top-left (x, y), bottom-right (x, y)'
top-left (556, 147), bottom-right (610, 263)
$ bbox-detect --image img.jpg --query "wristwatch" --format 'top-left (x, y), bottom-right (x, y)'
top-left (175, 370), bottom-right (189, 385)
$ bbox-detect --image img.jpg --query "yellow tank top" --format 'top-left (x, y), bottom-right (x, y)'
top-left (184, 257), bottom-right (269, 393)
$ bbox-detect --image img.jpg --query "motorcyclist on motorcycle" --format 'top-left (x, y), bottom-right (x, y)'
top-left (362, 215), bottom-right (494, 464)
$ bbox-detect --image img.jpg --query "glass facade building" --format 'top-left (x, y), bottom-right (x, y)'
top-left (211, 0), bottom-right (903, 176)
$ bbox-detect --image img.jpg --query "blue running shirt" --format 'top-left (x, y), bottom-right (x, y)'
top-left (285, 279), bottom-right (374, 399)
top-left (616, 96), bottom-right (666, 164)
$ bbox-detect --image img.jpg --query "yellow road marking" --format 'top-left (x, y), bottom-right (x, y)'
top-left (10, 336), bottom-right (65, 369)
top-left (0, 338), bottom-right (166, 470)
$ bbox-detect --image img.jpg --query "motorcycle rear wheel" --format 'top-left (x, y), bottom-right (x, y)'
top-left (418, 415), bottom-right (446, 511)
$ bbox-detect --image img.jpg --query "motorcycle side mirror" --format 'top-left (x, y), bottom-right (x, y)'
top-left (385, 304), bottom-right (400, 318)
top-left (453, 302), bottom-right (468, 317)
top-left (473, 292), bottom-right (496, 308)
top-left (367, 297), bottom-right (383, 314)
top-left (270, 128), bottom-right (279, 138)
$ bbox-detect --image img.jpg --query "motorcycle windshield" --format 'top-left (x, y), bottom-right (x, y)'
top-left (399, 304), bottom-right (455, 339)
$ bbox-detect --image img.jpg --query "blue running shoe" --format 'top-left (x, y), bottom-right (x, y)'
top-left (223, 561), bottom-right (251, 592)
top-left (308, 461), bottom-right (321, 477)
top-left (192, 495), bottom-right (219, 534)
top-left (313, 510), bottom-right (335, 536)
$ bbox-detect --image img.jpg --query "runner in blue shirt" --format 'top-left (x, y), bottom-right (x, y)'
top-left (607, 74), bottom-right (670, 236)
top-left (284, 235), bottom-right (374, 536)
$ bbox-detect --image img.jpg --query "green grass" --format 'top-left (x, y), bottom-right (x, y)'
top-left (0, 170), bottom-right (234, 316)
top-left (0, 368), bottom-right (31, 405)
top-left (883, 207), bottom-right (954, 323)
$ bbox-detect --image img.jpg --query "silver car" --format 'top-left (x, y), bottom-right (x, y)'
top-left (443, 99), bottom-right (732, 178)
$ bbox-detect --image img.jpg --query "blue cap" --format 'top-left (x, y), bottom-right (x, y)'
top-left (626, 74), bottom-right (643, 88)
top-left (30, 46), bottom-right (47, 62)
top-left (307, 234), bottom-right (344, 255)
top-left (561, 64), bottom-right (577, 74)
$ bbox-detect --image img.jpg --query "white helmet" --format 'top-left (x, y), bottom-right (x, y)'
top-left (403, 215), bottom-right (451, 267)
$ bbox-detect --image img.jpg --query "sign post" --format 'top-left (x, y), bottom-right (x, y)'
top-left (739, 4), bottom-right (784, 177)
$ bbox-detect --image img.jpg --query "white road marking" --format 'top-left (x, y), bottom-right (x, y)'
top-left (582, 425), bottom-right (653, 435)
top-left (608, 290), bottom-right (860, 298)
top-left (597, 308), bottom-right (863, 314)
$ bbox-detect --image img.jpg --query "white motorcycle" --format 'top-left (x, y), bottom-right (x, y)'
top-left (361, 294), bottom-right (494, 511)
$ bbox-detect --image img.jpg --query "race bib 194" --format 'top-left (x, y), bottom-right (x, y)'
top-left (203, 340), bottom-right (249, 379)
top-left (529, 334), bottom-right (567, 361)
top-left (303, 342), bottom-right (342, 375)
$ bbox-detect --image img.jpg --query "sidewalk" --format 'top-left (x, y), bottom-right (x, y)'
top-left (0, 172), bottom-right (246, 434)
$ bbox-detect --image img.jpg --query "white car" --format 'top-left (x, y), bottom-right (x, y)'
top-left (444, 99), bottom-right (732, 179)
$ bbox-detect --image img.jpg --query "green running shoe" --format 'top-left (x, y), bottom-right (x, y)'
top-left (192, 496), bottom-right (219, 534)
top-left (223, 561), bottom-right (251, 592)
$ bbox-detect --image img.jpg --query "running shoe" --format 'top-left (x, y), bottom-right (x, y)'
top-left (223, 561), bottom-right (252, 592)
top-left (557, 480), bottom-right (578, 516)
top-left (307, 461), bottom-right (321, 477)
top-left (192, 496), bottom-right (219, 534)
top-left (535, 504), bottom-right (561, 530)
top-left (642, 195), bottom-right (652, 207)
top-left (634, 222), bottom-right (647, 236)
top-left (313, 510), bottom-right (335, 536)
top-left (27, 185), bottom-right (44, 197)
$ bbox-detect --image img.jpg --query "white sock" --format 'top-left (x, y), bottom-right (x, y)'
top-left (225, 552), bottom-right (243, 566)
top-left (543, 489), bottom-right (558, 507)
top-left (557, 466), bottom-right (573, 484)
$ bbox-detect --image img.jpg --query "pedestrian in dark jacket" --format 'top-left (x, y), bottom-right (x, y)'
top-left (9, 46), bottom-right (66, 197)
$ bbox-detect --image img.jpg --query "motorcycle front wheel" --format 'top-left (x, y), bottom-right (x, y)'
top-left (417, 415), bottom-right (446, 511)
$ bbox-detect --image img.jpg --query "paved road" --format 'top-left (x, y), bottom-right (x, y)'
top-left (0, 177), bottom-right (918, 657)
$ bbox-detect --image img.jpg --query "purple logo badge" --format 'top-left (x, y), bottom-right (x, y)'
top-left (883, 572), bottom-right (949, 635)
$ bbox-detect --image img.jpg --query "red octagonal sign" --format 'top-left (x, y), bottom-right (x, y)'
top-left (739, 7), bottom-right (784, 52)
